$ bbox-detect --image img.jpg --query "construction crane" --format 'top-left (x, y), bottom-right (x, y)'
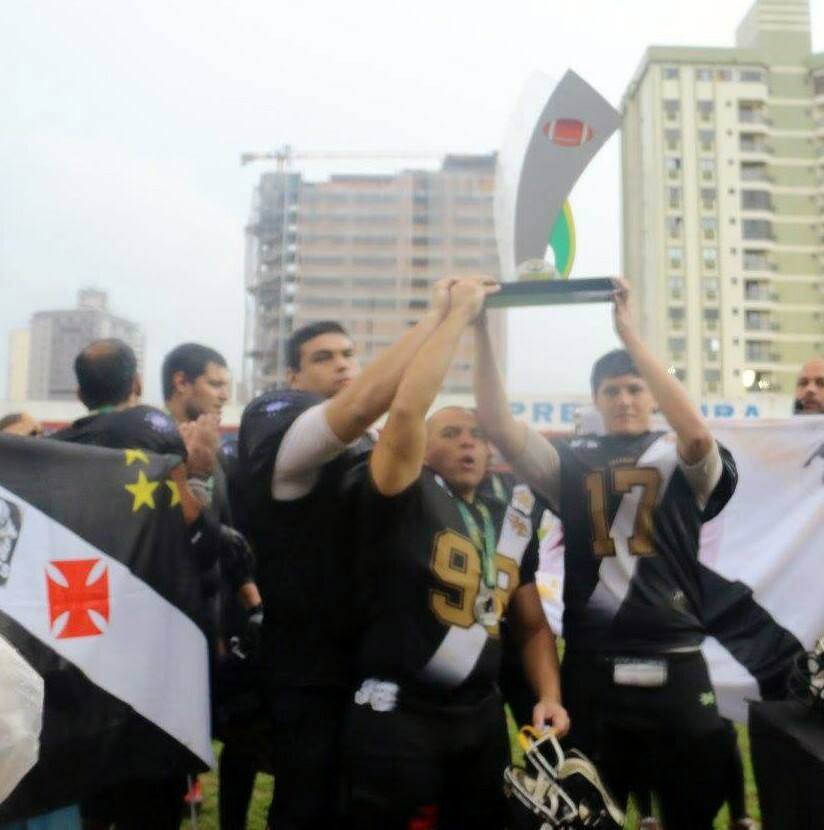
top-left (240, 144), bottom-right (441, 170)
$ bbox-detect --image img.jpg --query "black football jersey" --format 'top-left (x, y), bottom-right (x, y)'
top-left (236, 388), bottom-right (371, 688)
top-left (347, 465), bottom-right (539, 703)
top-left (550, 431), bottom-right (737, 654)
top-left (52, 405), bottom-right (186, 458)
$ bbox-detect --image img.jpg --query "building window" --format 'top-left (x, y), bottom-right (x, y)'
top-left (702, 217), bottom-right (717, 240)
top-left (697, 100), bottom-right (714, 121)
top-left (668, 336), bottom-right (686, 358)
top-left (702, 247), bottom-right (718, 271)
top-left (738, 101), bottom-right (766, 124)
top-left (669, 275), bottom-right (685, 298)
top-left (668, 307), bottom-right (685, 330)
top-left (698, 130), bottom-right (715, 151)
top-left (743, 251), bottom-right (770, 271)
top-left (666, 216), bottom-right (683, 239)
top-left (717, 69), bottom-right (733, 81)
top-left (663, 99), bottom-right (680, 121)
top-left (700, 158), bottom-right (715, 181)
top-left (741, 190), bottom-right (772, 211)
top-left (704, 369), bottom-right (721, 383)
top-left (742, 219), bottom-right (773, 240)
top-left (745, 310), bottom-right (769, 331)
top-left (700, 188), bottom-right (716, 210)
top-left (667, 186), bottom-right (682, 209)
top-left (664, 128), bottom-right (681, 150)
top-left (703, 277), bottom-right (720, 300)
top-left (665, 157), bottom-right (682, 179)
top-left (704, 308), bottom-right (720, 330)
top-left (696, 68), bottom-right (714, 81)
top-left (814, 75), bottom-right (824, 95)
top-left (741, 162), bottom-right (768, 182)
top-left (667, 246), bottom-right (684, 269)
top-left (739, 69), bottom-right (764, 83)
top-left (704, 337), bottom-right (721, 359)
top-left (663, 67), bottom-right (680, 79)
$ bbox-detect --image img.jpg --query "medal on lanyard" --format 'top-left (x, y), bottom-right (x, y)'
top-left (456, 499), bottom-right (499, 627)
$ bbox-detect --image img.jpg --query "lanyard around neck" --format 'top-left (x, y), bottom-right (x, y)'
top-left (455, 498), bottom-right (497, 590)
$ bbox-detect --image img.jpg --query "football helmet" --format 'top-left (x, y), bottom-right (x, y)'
top-left (504, 727), bottom-right (625, 830)
top-left (788, 635), bottom-right (824, 711)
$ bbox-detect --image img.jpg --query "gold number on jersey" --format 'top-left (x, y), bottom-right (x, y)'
top-left (585, 467), bottom-right (662, 558)
top-left (429, 530), bottom-right (521, 632)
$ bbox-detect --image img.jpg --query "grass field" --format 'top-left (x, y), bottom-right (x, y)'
top-left (181, 723), bottom-right (760, 830)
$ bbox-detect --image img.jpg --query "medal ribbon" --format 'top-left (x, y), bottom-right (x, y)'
top-left (456, 499), bottom-right (497, 590)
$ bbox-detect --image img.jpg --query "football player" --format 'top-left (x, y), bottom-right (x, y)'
top-left (474, 278), bottom-right (738, 830)
top-left (162, 342), bottom-right (264, 828)
top-left (237, 278), bottom-right (458, 830)
top-left (343, 277), bottom-right (568, 830)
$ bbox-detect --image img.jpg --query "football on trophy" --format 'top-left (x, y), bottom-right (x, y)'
top-left (542, 118), bottom-right (594, 147)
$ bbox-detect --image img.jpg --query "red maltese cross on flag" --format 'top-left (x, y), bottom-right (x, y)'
top-left (46, 559), bottom-right (110, 639)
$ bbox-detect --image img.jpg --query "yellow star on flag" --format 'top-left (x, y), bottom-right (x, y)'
top-left (166, 480), bottom-right (181, 508)
top-left (124, 449), bottom-right (149, 466)
top-left (125, 471), bottom-right (159, 512)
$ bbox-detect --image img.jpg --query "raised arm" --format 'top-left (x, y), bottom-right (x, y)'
top-left (324, 278), bottom-right (453, 444)
top-left (370, 278), bottom-right (497, 496)
top-left (613, 278), bottom-right (714, 465)
top-left (473, 315), bottom-right (562, 507)
top-left (473, 314), bottom-right (528, 458)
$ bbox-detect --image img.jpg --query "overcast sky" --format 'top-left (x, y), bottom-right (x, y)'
top-left (2, 0), bottom-right (821, 403)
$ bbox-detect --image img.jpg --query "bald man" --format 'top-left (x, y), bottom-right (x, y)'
top-left (794, 357), bottom-right (824, 415)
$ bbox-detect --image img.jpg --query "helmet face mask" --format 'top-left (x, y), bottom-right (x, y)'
top-left (503, 728), bottom-right (625, 830)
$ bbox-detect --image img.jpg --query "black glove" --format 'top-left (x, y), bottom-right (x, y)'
top-left (231, 603), bottom-right (264, 661)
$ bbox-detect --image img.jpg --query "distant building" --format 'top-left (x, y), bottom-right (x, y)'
top-left (622, 0), bottom-right (824, 398)
top-left (7, 328), bottom-right (30, 403)
top-left (27, 289), bottom-right (143, 401)
top-left (243, 154), bottom-right (506, 398)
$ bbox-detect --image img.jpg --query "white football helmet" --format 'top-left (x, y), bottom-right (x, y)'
top-left (504, 727), bottom-right (625, 830)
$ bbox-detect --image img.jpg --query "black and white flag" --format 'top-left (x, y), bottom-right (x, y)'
top-left (0, 434), bottom-right (213, 820)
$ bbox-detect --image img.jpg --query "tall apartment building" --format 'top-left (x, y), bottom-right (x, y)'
top-left (243, 155), bottom-right (506, 397)
top-left (622, 0), bottom-right (823, 398)
top-left (28, 289), bottom-right (143, 401)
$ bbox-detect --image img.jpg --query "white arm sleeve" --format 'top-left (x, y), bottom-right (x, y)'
top-left (509, 425), bottom-right (562, 509)
top-left (679, 440), bottom-right (723, 510)
top-left (271, 402), bottom-right (347, 501)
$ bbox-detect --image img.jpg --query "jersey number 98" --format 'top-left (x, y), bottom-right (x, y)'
top-left (429, 530), bottom-right (520, 633)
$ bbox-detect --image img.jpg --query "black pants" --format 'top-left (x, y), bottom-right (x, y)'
top-left (561, 650), bottom-right (728, 830)
top-left (343, 688), bottom-right (509, 830)
top-left (266, 686), bottom-right (348, 830)
top-left (81, 775), bottom-right (187, 830)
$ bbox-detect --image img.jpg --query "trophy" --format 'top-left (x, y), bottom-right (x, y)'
top-left (489, 70), bottom-right (621, 308)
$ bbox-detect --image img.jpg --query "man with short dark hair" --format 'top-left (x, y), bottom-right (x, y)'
top-left (794, 356), bottom-right (824, 415)
top-left (475, 278), bottom-right (738, 830)
top-left (163, 341), bottom-right (265, 828)
top-left (53, 338), bottom-right (220, 830)
top-left (238, 281), bottom-right (455, 830)
top-left (162, 343), bottom-right (230, 421)
top-left (344, 278), bottom-right (567, 829)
